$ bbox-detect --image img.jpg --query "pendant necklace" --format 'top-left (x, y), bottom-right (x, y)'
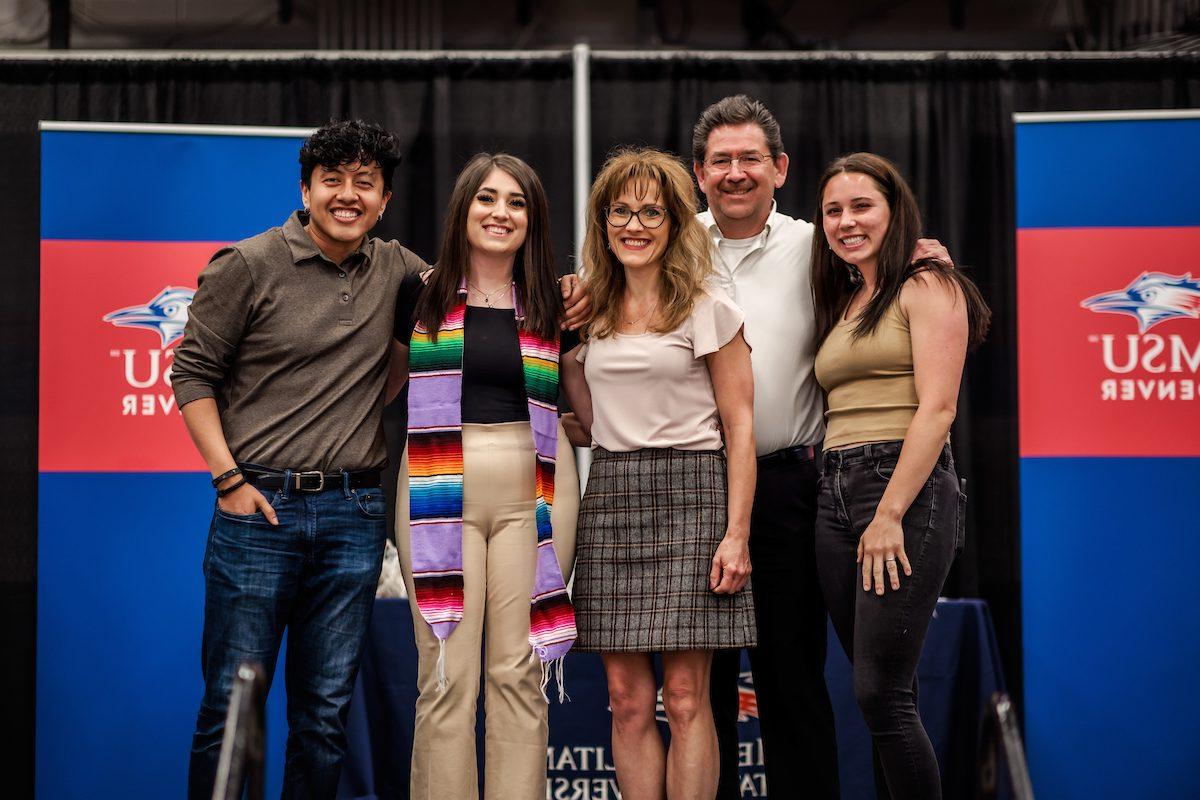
top-left (468, 279), bottom-right (513, 307)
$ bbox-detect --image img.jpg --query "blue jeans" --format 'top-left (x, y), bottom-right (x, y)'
top-left (187, 476), bottom-right (387, 800)
top-left (816, 441), bottom-right (964, 800)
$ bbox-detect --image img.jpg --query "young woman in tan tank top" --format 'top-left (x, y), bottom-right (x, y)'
top-left (810, 153), bottom-right (990, 800)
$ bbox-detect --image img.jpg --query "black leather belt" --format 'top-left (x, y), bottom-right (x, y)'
top-left (757, 444), bottom-right (816, 466)
top-left (242, 467), bottom-right (382, 493)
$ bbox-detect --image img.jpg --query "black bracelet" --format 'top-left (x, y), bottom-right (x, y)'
top-left (216, 478), bottom-right (247, 498)
top-left (211, 467), bottom-right (242, 488)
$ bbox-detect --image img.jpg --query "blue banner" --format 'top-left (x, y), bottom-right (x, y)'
top-left (1016, 110), bottom-right (1200, 800)
top-left (38, 124), bottom-right (309, 799)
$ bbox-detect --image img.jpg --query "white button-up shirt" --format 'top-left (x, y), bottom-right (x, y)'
top-left (698, 203), bottom-right (825, 456)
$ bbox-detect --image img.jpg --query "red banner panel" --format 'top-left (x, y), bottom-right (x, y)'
top-left (39, 240), bottom-right (225, 472)
top-left (1017, 227), bottom-right (1200, 457)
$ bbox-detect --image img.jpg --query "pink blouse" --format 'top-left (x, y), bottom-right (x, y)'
top-left (577, 287), bottom-right (745, 452)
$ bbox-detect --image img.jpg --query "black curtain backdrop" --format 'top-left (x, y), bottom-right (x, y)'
top-left (2, 52), bottom-right (1198, 795)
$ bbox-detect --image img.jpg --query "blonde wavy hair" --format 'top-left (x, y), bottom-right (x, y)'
top-left (583, 147), bottom-right (713, 338)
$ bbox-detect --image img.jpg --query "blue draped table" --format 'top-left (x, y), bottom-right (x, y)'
top-left (338, 597), bottom-right (1005, 799)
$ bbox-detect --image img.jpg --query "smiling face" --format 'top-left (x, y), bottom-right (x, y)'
top-left (465, 167), bottom-right (529, 259)
top-left (301, 161), bottom-right (390, 252)
top-left (821, 171), bottom-right (892, 273)
top-left (606, 180), bottom-right (672, 273)
top-left (693, 122), bottom-right (787, 237)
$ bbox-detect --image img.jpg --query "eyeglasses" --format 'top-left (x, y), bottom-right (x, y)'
top-left (704, 152), bottom-right (771, 172)
top-left (605, 205), bottom-right (669, 229)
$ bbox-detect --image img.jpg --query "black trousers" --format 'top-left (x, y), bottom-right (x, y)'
top-left (711, 452), bottom-right (840, 799)
top-left (816, 442), bottom-right (961, 800)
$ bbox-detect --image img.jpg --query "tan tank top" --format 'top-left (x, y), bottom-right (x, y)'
top-left (814, 300), bottom-right (921, 450)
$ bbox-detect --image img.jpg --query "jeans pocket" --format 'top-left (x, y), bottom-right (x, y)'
top-left (353, 489), bottom-right (387, 519)
top-left (214, 490), bottom-right (282, 526)
top-left (215, 505), bottom-right (269, 525)
top-left (955, 478), bottom-right (967, 557)
top-left (873, 458), bottom-right (897, 482)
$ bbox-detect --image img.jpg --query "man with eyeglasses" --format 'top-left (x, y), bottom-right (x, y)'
top-left (692, 95), bottom-right (951, 798)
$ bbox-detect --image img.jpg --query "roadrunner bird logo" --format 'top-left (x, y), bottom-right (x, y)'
top-left (102, 287), bottom-right (196, 347)
top-left (1081, 272), bottom-right (1200, 333)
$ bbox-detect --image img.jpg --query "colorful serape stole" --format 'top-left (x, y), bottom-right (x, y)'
top-left (408, 280), bottom-right (577, 698)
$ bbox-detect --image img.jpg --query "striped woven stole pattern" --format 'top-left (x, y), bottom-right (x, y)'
top-left (520, 330), bottom-right (576, 662)
top-left (407, 290), bottom-right (576, 674)
top-left (407, 305), bottom-right (466, 643)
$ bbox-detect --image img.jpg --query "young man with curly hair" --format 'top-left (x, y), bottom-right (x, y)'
top-left (174, 119), bottom-right (427, 799)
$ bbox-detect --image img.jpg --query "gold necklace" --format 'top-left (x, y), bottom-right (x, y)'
top-left (467, 279), bottom-right (513, 307)
top-left (621, 297), bottom-right (658, 330)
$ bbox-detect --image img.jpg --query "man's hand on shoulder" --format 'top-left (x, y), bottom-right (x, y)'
top-left (913, 238), bottom-right (953, 267)
top-left (561, 274), bottom-right (592, 331)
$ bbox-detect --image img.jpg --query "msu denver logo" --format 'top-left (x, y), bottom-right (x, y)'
top-left (102, 287), bottom-right (196, 346)
top-left (1081, 272), bottom-right (1200, 333)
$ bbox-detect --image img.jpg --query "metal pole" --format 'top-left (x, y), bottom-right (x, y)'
top-left (572, 41), bottom-right (591, 274)
top-left (570, 41), bottom-right (592, 491)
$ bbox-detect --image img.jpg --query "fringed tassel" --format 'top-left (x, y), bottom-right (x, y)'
top-left (533, 649), bottom-right (570, 704)
top-left (436, 638), bottom-right (449, 693)
top-left (555, 655), bottom-right (570, 703)
top-left (538, 658), bottom-right (552, 704)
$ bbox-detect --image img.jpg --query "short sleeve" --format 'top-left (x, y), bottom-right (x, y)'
top-left (575, 340), bottom-right (589, 364)
top-left (393, 272), bottom-right (424, 344)
top-left (690, 286), bottom-right (745, 358)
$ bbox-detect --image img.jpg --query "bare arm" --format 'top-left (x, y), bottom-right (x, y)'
top-left (859, 272), bottom-right (967, 594)
top-left (705, 328), bottom-right (756, 595)
top-left (385, 338), bottom-right (410, 405)
top-left (559, 343), bottom-right (592, 437)
top-left (180, 398), bottom-right (278, 522)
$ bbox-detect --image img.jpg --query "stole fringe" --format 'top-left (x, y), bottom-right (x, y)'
top-left (535, 651), bottom-right (570, 704)
top-left (436, 638), bottom-right (448, 693)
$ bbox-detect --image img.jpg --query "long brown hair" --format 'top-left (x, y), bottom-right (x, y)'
top-left (810, 152), bottom-right (990, 349)
top-left (416, 152), bottom-right (561, 341)
top-left (583, 147), bottom-right (713, 338)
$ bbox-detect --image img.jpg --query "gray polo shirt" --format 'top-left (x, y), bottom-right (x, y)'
top-left (172, 211), bottom-right (428, 472)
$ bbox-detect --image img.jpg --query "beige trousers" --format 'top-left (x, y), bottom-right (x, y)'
top-left (397, 421), bottom-right (579, 800)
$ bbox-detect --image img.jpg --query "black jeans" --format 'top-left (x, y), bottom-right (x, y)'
top-left (712, 451), bottom-right (840, 799)
top-left (816, 441), bottom-right (963, 800)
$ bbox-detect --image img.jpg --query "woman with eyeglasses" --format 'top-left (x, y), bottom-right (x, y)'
top-left (389, 152), bottom-right (580, 799)
top-left (561, 147), bottom-right (756, 800)
top-left (811, 152), bottom-right (990, 800)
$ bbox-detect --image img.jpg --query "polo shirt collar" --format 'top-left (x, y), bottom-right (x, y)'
top-left (283, 210), bottom-right (372, 268)
top-left (701, 200), bottom-right (779, 244)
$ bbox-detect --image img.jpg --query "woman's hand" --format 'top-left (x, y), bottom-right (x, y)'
top-left (857, 512), bottom-right (911, 594)
top-left (710, 530), bottom-right (751, 595)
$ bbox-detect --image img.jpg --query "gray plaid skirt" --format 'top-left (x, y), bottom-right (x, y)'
top-left (572, 447), bottom-right (757, 653)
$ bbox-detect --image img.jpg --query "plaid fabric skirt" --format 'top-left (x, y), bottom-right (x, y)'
top-left (572, 447), bottom-right (757, 653)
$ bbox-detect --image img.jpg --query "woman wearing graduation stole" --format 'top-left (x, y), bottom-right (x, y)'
top-left (391, 153), bottom-right (580, 799)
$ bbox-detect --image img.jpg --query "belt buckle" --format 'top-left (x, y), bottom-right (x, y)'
top-left (294, 470), bottom-right (325, 492)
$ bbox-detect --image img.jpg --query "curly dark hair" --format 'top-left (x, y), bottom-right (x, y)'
top-left (298, 119), bottom-right (402, 192)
